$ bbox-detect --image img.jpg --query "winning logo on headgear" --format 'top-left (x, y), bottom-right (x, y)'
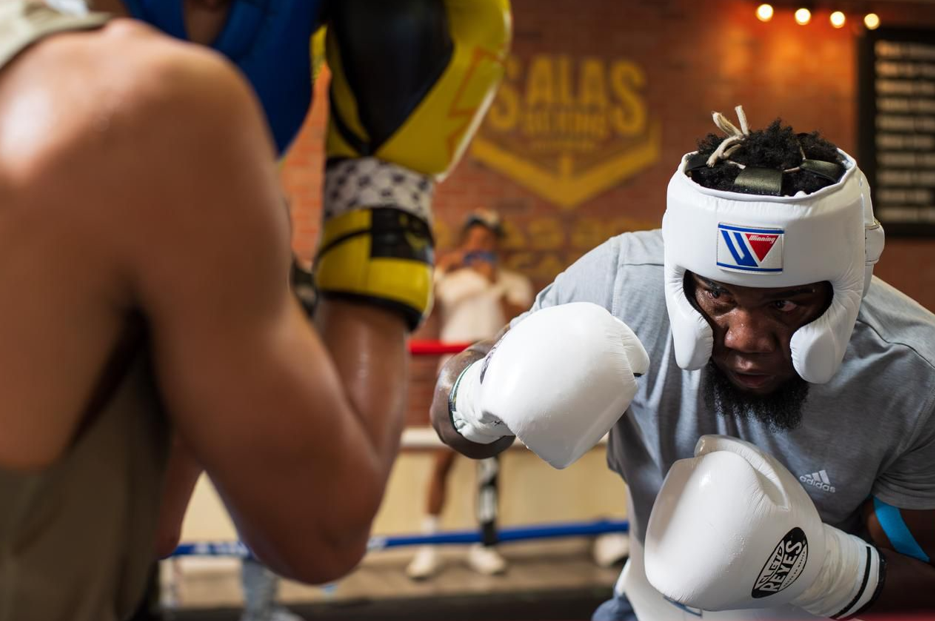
top-left (717, 223), bottom-right (784, 274)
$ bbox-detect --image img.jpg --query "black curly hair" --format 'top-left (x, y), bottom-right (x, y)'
top-left (689, 119), bottom-right (845, 197)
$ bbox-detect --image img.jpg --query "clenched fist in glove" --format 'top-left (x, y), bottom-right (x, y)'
top-left (448, 302), bottom-right (649, 469)
top-left (645, 436), bottom-right (885, 619)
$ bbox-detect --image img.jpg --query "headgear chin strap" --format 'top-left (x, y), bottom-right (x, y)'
top-left (663, 149), bottom-right (885, 384)
top-left (123, 0), bottom-right (321, 154)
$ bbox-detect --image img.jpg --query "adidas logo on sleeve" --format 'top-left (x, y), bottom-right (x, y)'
top-left (799, 470), bottom-right (836, 493)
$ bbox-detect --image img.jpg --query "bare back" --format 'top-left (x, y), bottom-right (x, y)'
top-left (0, 9), bottom-right (188, 620)
top-left (0, 17), bottom-right (175, 469)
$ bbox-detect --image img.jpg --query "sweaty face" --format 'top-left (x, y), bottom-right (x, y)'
top-left (688, 273), bottom-right (833, 429)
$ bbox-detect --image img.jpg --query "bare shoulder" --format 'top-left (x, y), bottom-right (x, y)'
top-left (0, 18), bottom-right (269, 184)
top-left (0, 18), bottom-right (285, 299)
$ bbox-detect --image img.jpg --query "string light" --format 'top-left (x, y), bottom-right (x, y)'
top-left (795, 7), bottom-right (812, 25)
top-left (756, 4), bottom-right (775, 22)
top-left (830, 11), bottom-right (846, 28)
top-left (864, 13), bottom-right (881, 29)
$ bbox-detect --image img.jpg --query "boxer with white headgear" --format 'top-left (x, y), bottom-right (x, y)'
top-left (433, 107), bottom-right (935, 620)
top-left (644, 110), bottom-right (931, 621)
top-left (664, 106), bottom-right (885, 385)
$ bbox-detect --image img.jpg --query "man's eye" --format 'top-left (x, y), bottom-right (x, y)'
top-left (773, 300), bottom-right (798, 312)
top-left (705, 288), bottom-right (726, 300)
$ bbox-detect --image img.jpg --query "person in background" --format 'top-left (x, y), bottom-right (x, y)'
top-left (407, 210), bottom-right (534, 580)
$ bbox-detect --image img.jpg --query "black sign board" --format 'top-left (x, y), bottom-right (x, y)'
top-left (859, 28), bottom-right (935, 236)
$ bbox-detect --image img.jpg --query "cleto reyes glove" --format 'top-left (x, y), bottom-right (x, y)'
top-left (645, 436), bottom-right (885, 619)
top-left (313, 0), bottom-right (512, 329)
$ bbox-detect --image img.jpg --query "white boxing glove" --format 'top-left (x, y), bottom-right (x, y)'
top-left (449, 302), bottom-right (649, 469)
top-left (645, 435), bottom-right (884, 619)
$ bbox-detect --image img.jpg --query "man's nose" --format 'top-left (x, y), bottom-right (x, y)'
top-left (722, 308), bottom-right (777, 355)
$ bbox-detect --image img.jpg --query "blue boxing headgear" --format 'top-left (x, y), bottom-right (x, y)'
top-left (123, 0), bottom-right (323, 155)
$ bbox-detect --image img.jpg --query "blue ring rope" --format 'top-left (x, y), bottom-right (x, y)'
top-left (172, 519), bottom-right (629, 558)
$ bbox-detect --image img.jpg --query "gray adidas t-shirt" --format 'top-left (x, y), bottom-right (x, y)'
top-left (517, 229), bottom-right (935, 543)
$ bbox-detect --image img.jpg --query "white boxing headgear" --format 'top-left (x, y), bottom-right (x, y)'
top-left (663, 149), bottom-right (885, 384)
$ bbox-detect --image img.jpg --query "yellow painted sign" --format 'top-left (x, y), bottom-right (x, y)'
top-left (471, 54), bottom-right (661, 208)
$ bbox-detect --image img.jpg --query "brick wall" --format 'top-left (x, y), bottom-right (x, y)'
top-left (281, 0), bottom-right (935, 425)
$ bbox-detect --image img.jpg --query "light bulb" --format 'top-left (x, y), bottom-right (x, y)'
top-left (756, 4), bottom-right (775, 22)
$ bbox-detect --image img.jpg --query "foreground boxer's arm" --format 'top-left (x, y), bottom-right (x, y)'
top-left (432, 303), bottom-right (649, 469)
top-left (114, 49), bottom-right (407, 583)
top-left (313, 299), bottom-right (409, 475)
top-left (153, 303), bottom-right (408, 564)
top-left (150, 272), bottom-right (359, 562)
top-left (158, 0), bottom-right (508, 576)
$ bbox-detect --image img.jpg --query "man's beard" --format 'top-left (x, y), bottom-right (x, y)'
top-left (702, 361), bottom-right (810, 432)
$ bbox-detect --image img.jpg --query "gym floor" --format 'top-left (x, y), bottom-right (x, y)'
top-left (165, 539), bottom-right (620, 621)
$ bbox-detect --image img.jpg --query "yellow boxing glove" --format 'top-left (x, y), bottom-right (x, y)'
top-left (314, 0), bottom-right (512, 330)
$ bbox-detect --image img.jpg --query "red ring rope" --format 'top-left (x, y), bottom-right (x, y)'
top-left (408, 341), bottom-right (472, 356)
